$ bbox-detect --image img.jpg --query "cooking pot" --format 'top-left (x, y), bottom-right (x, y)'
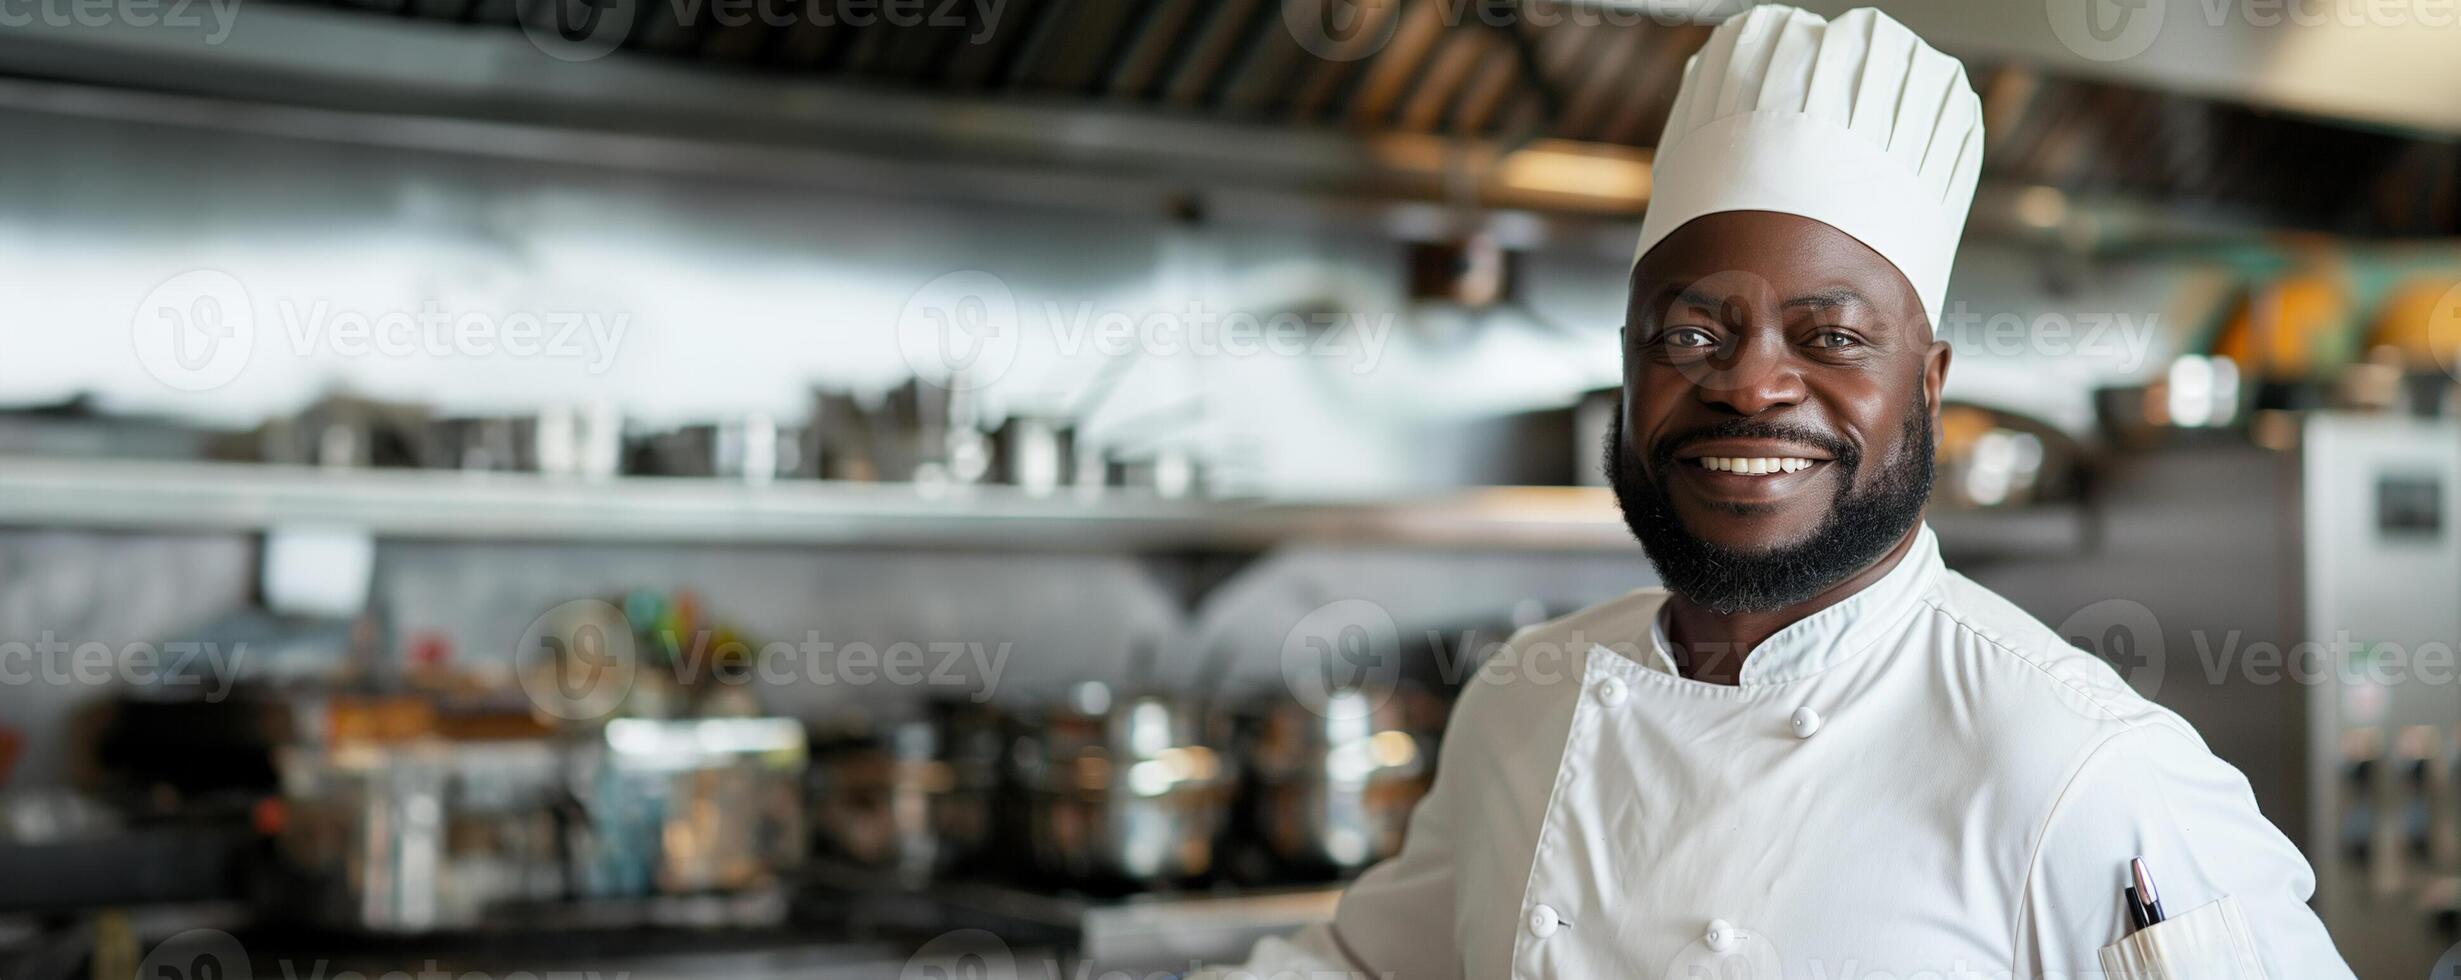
top-left (1244, 685), bottom-right (1438, 875)
top-left (1013, 683), bottom-right (1233, 885)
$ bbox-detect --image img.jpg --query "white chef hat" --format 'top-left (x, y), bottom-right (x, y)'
top-left (1634, 5), bottom-right (1985, 327)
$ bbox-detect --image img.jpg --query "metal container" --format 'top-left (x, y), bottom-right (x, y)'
top-left (274, 739), bottom-right (566, 932)
top-left (810, 702), bottom-right (1002, 882)
top-left (1933, 402), bottom-right (2088, 511)
top-left (1244, 687), bottom-right (1436, 875)
top-left (635, 415), bottom-right (807, 483)
top-left (423, 405), bottom-right (624, 478)
top-left (990, 415), bottom-right (1078, 497)
top-left (581, 718), bottom-right (809, 897)
top-left (1015, 684), bottom-right (1233, 885)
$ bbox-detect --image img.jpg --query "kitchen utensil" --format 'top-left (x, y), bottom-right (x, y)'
top-left (637, 415), bottom-right (807, 483)
top-left (259, 394), bottom-right (432, 468)
top-left (1242, 686), bottom-right (1437, 876)
top-left (808, 387), bottom-right (880, 481)
top-left (810, 700), bottom-right (1002, 882)
top-left (1934, 402), bottom-right (2088, 511)
top-left (587, 718), bottom-right (808, 896)
top-left (536, 402), bottom-right (624, 479)
top-left (424, 415), bottom-right (542, 471)
top-left (1102, 446), bottom-right (1206, 499)
top-left (274, 738), bottom-right (566, 932)
top-left (991, 414), bottom-right (1079, 497)
top-left (1014, 683), bottom-right (1233, 885)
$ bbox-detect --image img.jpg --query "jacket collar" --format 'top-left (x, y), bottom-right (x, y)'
top-left (1644, 523), bottom-right (1944, 685)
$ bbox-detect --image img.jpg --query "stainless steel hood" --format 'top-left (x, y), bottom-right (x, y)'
top-left (0, 0), bottom-right (2451, 239)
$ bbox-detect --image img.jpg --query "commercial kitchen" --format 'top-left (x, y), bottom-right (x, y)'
top-left (0, 0), bottom-right (2457, 976)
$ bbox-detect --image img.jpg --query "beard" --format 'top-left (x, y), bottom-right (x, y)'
top-left (1604, 396), bottom-right (1935, 616)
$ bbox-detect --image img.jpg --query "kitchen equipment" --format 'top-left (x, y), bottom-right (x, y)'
top-left (274, 738), bottom-right (567, 932)
top-left (634, 415), bottom-right (807, 483)
top-left (424, 414), bottom-right (541, 471)
top-left (0, 395), bottom-right (219, 461)
top-left (583, 717), bottom-right (808, 897)
top-left (258, 394), bottom-right (432, 468)
top-left (422, 405), bottom-right (624, 477)
top-left (1101, 446), bottom-right (1206, 499)
top-left (874, 377), bottom-right (946, 483)
top-left (810, 700), bottom-right (1002, 882)
top-left (807, 387), bottom-right (880, 482)
top-left (1242, 685), bottom-right (1438, 876)
top-left (1963, 414), bottom-right (2461, 977)
top-left (1932, 403), bottom-right (2088, 511)
top-left (990, 414), bottom-right (1078, 497)
top-left (1014, 683), bottom-right (1233, 885)
top-left (1452, 388), bottom-right (1621, 487)
top-left (535, 402), bottom-right (624, 479)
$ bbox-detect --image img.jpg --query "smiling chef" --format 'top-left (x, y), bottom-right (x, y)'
top-left (1196, 6), bottom-right (2356, 979)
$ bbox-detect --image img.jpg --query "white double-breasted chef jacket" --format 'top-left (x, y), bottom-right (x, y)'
top-left (1206, 525), bottom-right (2353, 979)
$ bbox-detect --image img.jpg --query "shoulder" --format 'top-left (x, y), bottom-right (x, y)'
top-left (1918, 568), bottom-right (2191, 738)
top-left (1444, 588), bottom-right (1666, 725)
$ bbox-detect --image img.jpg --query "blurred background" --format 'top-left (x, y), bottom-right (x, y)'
top-left (0, 0), bottom-right (2457, 976)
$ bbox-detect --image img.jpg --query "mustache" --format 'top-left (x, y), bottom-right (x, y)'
top-left (1647, 418), bottom-right (1858, 471)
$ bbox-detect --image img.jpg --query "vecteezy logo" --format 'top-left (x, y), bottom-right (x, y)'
top-left (895, 270), bottom-right (1019, 391)
top-left (1283, 0), bottom-right (1403, 62)
top-left (2057, 597), bottom-right (2168, 702)
top-left (518, 0), bottom-right (639, 63)
top-left (1280, 597), bottom-right (1401, 716)
top-left (2432, 940), bottom-right (2461, 979)
top-left (517, 599), bottom-right (639, 722)
top-left (132, 270), bottom-right (254, 391)
top-left (1657, 922), bottom-right (1783, 980)
top-left (899, 929), bottom-right (1018, 980)
top-left (2045, 0), bottom-right (2164, 62)
top-left (139, 929), bottom-right (252, 980)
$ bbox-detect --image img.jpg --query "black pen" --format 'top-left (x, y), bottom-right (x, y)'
top-left (2131, 857), bottom-right (2167, 926)
top-left (2124, 885), bottom-right (2149, 930)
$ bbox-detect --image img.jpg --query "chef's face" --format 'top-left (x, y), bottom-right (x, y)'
top-left (1608, 211), bottom-right (1950, 614)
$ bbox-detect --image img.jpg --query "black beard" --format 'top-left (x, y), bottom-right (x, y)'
top-left (1603, 398), bottom-right (1935, 616)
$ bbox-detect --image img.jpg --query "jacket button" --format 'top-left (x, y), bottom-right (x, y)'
top-left (1789, 706), bottom-right (1822, 739)
top-left (1527, 905), bottom-right (1560, 938)
top-left (1595, 677), bottom-right (1628, 706)
top-left (1705, 918), bottom-right (1736, 952)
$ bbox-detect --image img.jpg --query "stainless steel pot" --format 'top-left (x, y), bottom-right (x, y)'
top-left (274, 739), bottom-right (566, 932)
top-left (990, 414), bottom-right (1078, 497)
top-left (1245, 686), bottom-right (1437, 874)
top-left (810, 702), bottom-right (1001, 882)
top-left (1015, 683), bottom-right (1233, 884)
top-left (636, 415), bottom-right (808, 483)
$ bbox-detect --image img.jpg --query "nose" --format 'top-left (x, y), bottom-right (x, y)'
top-left (1692, 333), bottom-right (1806, 416)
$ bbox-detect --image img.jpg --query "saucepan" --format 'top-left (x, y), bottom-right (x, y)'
top-left (1012, 682), bottom-right (1235, 885)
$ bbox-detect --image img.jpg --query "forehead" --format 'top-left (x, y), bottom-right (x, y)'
top-left (1626, 210), bottom-right (1922, 318)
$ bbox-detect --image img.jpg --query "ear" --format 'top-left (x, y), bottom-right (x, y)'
top-left (1922, 339), bottom-right (1953, 434)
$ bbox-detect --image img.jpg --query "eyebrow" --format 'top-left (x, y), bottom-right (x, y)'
top-left (1670, 285), bottom-right (1722, 311)
top-left (1781, 287), bottom-right (1872, 312)
top-left (1664, 285), bottom-right (1873, 313)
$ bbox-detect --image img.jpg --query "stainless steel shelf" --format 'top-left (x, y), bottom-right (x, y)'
top-left (0, 456), bottom-right (2092, 556)
top-left (0, 457), bottom-right (1640, 551)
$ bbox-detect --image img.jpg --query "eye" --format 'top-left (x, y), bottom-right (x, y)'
top-left (1660, 327), bottom-right (1719, 350)
top-left (1806, 329), bottom-right (1861, 349)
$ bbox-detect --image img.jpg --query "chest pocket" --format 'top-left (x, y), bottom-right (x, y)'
top-left (2095, 896), bottom-right (2270, 980)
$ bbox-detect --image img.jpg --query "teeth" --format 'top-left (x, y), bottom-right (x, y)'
top-left (1696, 457), bottom-right (1818, 474)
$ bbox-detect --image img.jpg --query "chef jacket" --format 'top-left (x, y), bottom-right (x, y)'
top-left (1200, 525), bottom-right (2352, 979)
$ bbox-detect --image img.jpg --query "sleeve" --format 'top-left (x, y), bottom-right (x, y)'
top-left (2014, 723), bottom-right (2355, 979)
top-left (1189, 696), bottom-right (1472, 980)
